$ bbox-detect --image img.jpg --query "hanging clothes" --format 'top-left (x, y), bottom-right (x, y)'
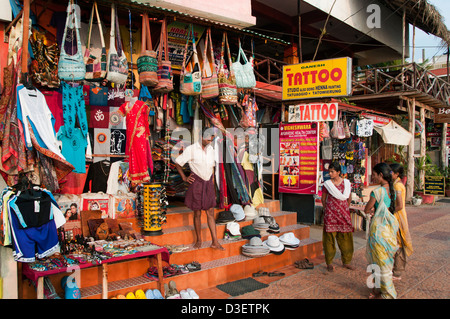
top-left (118, 98), bottom-right (153, 185)
top-left (59, 81), bottom-right (88, 139)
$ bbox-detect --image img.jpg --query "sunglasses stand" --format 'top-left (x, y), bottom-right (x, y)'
top-left (141, 183), bottom-right (167, 236)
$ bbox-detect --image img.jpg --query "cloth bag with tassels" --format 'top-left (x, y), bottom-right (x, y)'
top-left (137, 13), bottom-right (158, 87)
top-left (232, 39), bottom-right (256, 89)
top-left (180, 24), bottom-right (202, 96)
top-left (201, 27), bottom-right (219, 99)
top-left (218, 32), bottom-right (237, 105)
top-left (106, 3), bottom-right (128, 85)
top-left (58, 0), bottom-right (85, 81)
top-left (153, 17), bottom-right (173, 93)
top-left (84, 1), bottom-right (107, 81)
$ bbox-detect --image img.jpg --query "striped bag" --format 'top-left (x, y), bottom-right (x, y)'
top-left (84, 1), bottom-right (106, 81)
top-left (153, 17), bottom-right (173, 93)
top-left (137, 13), bottom-right (158, 87)
top-left (180, 24), bottom-right (202, 96)
top-left (201, 27), bottom-right (219, 99)
top-left (218, 32), bottom-right (237, 105)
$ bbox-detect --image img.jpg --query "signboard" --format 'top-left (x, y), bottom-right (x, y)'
top-left (282, 57), bottom-right (352, 100)
top-left (435, 107), bottom-right (450, 124)
top-left (361, 112), bottom-right (391, 126)
top-left (288, 102), bottom-right (338, 122)
top-left (424, 176), bottom-right (445, 196)
top-left (279, 122), bottom-right (319, 194)
top-left (165, 22), bottom-right (206, 71)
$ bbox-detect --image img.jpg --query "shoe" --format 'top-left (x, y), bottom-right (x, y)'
top-left (135, 289), bottom-right (146, 299)
top-left (168, 280), bottom-right (181, 299)
top-left (180, 289), bottom-right (192, 299)
top-left (152, 289), bottom-right (164, 299)
top-left (145, 289), bottom-right (155, 299)
top-left (187, 288), bottom-right (199, 299)
top-left (126, 292), bottom-right (136, 299)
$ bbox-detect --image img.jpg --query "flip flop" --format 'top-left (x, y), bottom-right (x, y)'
top-left (152, 289), bottom-right (164, 299)
top-left (187, 288), bottom-right (199, 299)
top-left (145, 289), bottom-right (155, 299)
top-left (268, 271), bottom-right (285, 277)
top-left (295, 259), bottom-right (314, 269)
top-left (180, 289), bottom-right (192, 299)
top-left (252, 270), bottom-right (268, 277)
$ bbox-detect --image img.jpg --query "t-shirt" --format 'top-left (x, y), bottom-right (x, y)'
top-left (57, 126), bottom-right (88, 174)
top-left (175, 141), bottom-right (215, 181)
top-left (83, 161), bottom-right (111, 193)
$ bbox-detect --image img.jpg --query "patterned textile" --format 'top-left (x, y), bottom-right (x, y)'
top-left (393, 179), bottom-right (413, 256)
top-left (322, 182), bottom-right (353, 233)
top-left (366, 186), bottom-right (399, 299)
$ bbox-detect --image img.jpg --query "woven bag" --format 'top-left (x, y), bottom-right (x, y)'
top-left (106, 3), bottom-right (128, 85)
top-left (84, 1), bottom-right (106, 81)
top-left (218, 32), bottom-right (237, 105)
top-left (232, 40), bottom-right (256, 89)
top-left (180, 24), bottom-right (202, 96)
top-left (137, 13), bottom-right (158, 87)
top-left (153, 17), bottom-right (173, 93)
top-left (201, 27), bottom-right (219, 99)
top-left (58, 0), bottom-right (85, 81)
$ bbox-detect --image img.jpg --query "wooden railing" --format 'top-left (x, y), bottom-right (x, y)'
top-left (352, 62), bottom-right (450, 106)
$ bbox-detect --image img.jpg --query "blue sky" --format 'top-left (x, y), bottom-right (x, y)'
top-left (410, 0), bottom-right (450, 62)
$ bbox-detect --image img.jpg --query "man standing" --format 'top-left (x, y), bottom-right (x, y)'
top-left (174, 128), bottom-right (224, 250)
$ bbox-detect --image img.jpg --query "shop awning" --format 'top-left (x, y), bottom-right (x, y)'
top-left (373, 120), bottom-right (413, 146)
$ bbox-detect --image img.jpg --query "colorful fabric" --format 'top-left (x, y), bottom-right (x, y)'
top-left (119, 99), bottom-right (152, 184)
top-left (366, 186), bottom-right (399, 299)
top-left (393, 178), bottom-right (413, 256)
top-left (322, 182), bottom-right (353, 233)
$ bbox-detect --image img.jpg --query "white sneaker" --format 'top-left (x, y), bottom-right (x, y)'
top-left (187, 288), bottom-right (199, 299)
top-left (180, 289), bottom-right (192, 299)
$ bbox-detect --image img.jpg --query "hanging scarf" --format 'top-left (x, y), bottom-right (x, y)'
top-left (324, 179), bottom-right (351, 201)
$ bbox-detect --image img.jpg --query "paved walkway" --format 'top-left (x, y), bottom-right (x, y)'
top-left (199, 201), bottom-right (450, 299)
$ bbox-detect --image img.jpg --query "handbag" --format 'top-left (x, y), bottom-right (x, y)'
top-left (232, 39), bottom-right (256, 89)
top-left (218, 32), bottom-right (237, 105)
top-left (180, 24), bottom-right (202, 96)
top-left (330, 113), bottom-right (346, 139)
top-left (58, 0), bottom-right (85, 81)
top-left (106, 3), bottom-right (128, 85)
top-left (153, 18), bottom-right (173, 93)
top-left (84, 1), bottom-right (107, 81)
top-left (201, 27), bottom-right (219, 99)
top-left (137, 13), bottom-right (158, 87)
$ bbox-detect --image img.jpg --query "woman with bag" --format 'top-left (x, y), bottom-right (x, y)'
top-left (321, 161), bottom-right (355, 272)
top-left (364, 163), bottom-right (399, 299)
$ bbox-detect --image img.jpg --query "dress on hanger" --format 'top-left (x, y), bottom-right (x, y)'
top-left (118, 98), bottom-right (152, 184)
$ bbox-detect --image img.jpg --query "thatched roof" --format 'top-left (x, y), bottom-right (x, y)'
top-left (380, 0), bottom-right (450, 45)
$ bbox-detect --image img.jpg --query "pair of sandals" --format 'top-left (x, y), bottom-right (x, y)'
top-left (295, 258), bottom-right (314, 269)
top-left (252, 270), bottom-right (285, 277)
top-left (185, 261), bottom-right (201, 272)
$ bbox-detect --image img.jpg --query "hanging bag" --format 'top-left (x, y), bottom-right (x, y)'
top-left (218, 32), bottom-right (237, 105)
top-left (232, 39), bottom-right (256, 89)
top-left (137, 13), bottom-right (158, 87)
top-left (330, 112), bottom-right (346, 139)
top-left (58, 0), bottom-right (85, 81)
top-left (180, 24), bottom-right (202, 96)
top-left (201, 27), bottom-right (219, 99)
top-left (106, 3), bottom-right (128, 85)
top-left (153, 17), bottom-right (173, 93)
top-left (84, 1), bottom-right (107, 81)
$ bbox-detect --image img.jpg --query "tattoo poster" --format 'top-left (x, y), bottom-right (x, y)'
top-left (279, 122), bottom-right (319, 194)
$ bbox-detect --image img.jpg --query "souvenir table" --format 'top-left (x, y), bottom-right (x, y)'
top-left (22, 246), bottom-right (170, 299)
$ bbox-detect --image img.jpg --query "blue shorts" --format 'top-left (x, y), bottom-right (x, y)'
top-left (8, 198), bottom-right (59, 262)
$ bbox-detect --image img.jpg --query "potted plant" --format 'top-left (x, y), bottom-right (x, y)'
top-left (440, 167), bottom-right (450, 197)
top-left (411, 194), bottom-right (422, 206)
top-left (414, 155), bottom-right (441, 204)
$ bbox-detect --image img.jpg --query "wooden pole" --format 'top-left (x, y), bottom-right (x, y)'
top-left (102, 263), bottom-right (108, 299)
top-left (406, 98), bottom-right (416, 201)
top-left (419, 107), bottom-right (426, 190)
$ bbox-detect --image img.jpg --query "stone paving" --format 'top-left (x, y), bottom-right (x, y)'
top-left (203, 202), bottom-right (450, 299)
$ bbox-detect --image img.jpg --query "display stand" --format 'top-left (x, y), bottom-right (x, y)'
top-left (142, 183), bottom-right (165, 236)
top-left (22, 247), bottom-right (169, 299)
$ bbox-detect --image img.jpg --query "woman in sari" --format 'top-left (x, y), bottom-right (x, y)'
top-left (390, 163), bottom-right (413, 280)
top-left (364, 163), bottom-right (399, 299)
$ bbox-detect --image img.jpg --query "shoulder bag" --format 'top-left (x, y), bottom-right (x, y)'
top-left (218, 32), bottom-right (237, 105)
top-left (201, 27), bottom-right (219, 99)
top-left (153, 17), bottom-right (173, 93)
top-left (180, 24), bottom-right (202, 96)
top-left (58, 0), bottom-right (86, 81)
top-left (106, 3), bottom-right (128, 85)
top-left (232, 39), bottom-right (256, 89)
top-left (84, 1), bottom-right (107, 81)
top-left (137, 13), bottom-right (158, 87)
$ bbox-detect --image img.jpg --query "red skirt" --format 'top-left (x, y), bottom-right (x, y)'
top-left (184, 173), bottom-right (216, 211)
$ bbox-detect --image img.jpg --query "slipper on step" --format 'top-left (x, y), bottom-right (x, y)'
top-left (268, 271), bottom-right (285, 277)
top-left (152, 289), bottom-right (164, 299)
top-left (252, 270), bottom-right (268, 277)
top-left (187, 288), bottom-right (199, 299)
top-left (180, 289), bottom-right (192, 299)
top-left (295, 258), bottom-right (314, 269)
top-left (145, 289), bottom-right (155, 299)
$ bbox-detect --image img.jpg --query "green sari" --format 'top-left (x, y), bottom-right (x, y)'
top-left (366, 186), bottom-right (399, 299)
